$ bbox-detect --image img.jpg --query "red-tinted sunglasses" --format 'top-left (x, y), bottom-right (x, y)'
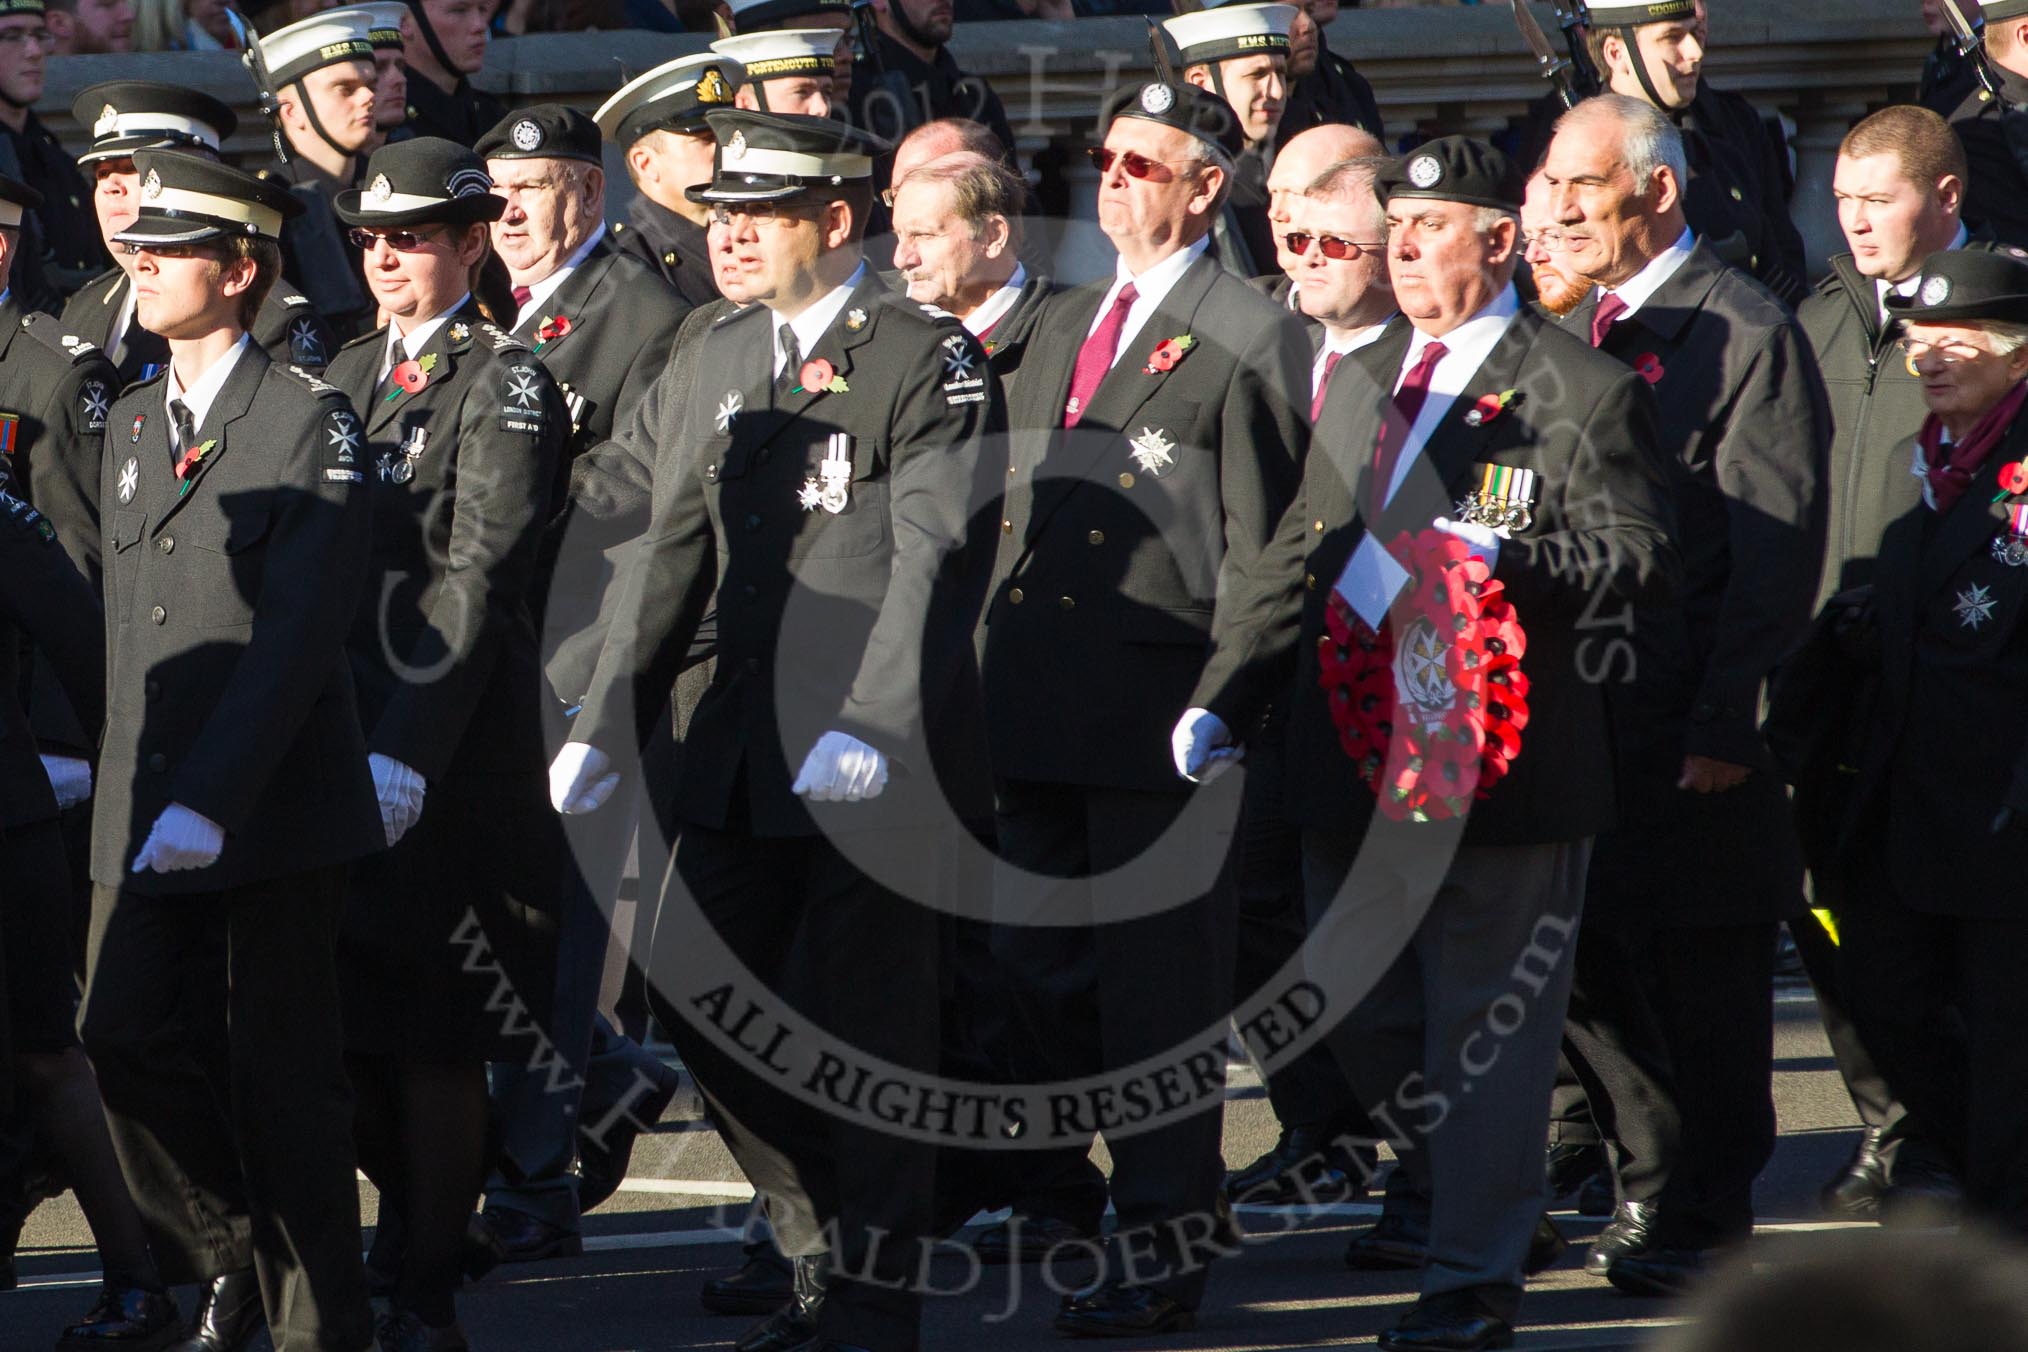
top-left (1087, 146), bottom-right (1198, 182)
top-left (1284, 231), bottom-right (1385, 261)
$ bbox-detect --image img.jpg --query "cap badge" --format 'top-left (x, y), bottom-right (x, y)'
top-left (141, 169), bottom-right (162, 200)
top-left (370, 173), bottom-right (393, 202)
top-left (1408, 154), bottom-right (1443, 190)
top-left (697, 67), bottom-right (731, 104)
top-left (1920, 274), bottom-right (1951, 308)
top-left (1139, 83), bottom-right (1175, 115)
top-left (726, 130), bottom-right (748, 162)
top-left (511, 118), bottom-right (542, 152)
top-left (94, 104), bottom-right (118, 138)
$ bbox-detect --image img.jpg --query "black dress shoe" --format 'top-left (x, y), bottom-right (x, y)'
top-left (1606, 1246), bottom-right (1708, 1298)
top-left (175, 1270), bottom-right (264, 1352)
top-left (1223, 1122), bottom-right (1376, 1204)
top-left (1584, 1201), bottom-right (1658, 1275)
top-left (1524, 1214), bottom-right (1568, 1275)
top-left (57, 1284), bottom-right (180, 1351)
top-left (734, 1254), bottom-right (827, 1352)
top-left (1344, 1212), bottom-right (1426, 1270)
top-left (1820, 1126), bottom-right (1888, 1220)
top-left (470, 1205), bottom-right (584, 1266)
top-left (973, 1214), bottom-right (1101, 1265)
top-left (1544, 1142), bottom-right (1604, 1199)
top-left (375, 1307), bottom-right (469, 1351)
top-left (1378, 1291), bottom-right (1513, 1351)
top-left (701, 1245), bottom-right (793, 1315)
top-left (577, 1062), bottom-right (684, 1214)
top-left (1054, 1282), bottom-right (1196, 1338)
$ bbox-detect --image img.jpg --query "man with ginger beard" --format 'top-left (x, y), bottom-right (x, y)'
top-left (1522, 173), bottom-right (1590, 318)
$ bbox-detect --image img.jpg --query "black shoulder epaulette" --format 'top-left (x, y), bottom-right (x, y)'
top-left (20, 311), bottom-right (107, 365)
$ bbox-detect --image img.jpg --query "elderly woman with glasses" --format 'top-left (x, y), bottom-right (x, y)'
top-left (324, 135), bottom-right (568, 1352)
top-left (1836, 246), bottom-right (2028, 1240)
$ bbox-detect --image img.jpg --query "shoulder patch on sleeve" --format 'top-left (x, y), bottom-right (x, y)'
top-left (320, 404), bottom-right (365, 485)
top-left (938, 330), bottom-right (988, 405)
top-left (1, 486), bottom-right (55, 543)
top-left (285, 312), bottom-right (332, 368)
top-left (499, 361), bottom-right (550, 435)
top-left (78, 378), bottom-right (110, 433)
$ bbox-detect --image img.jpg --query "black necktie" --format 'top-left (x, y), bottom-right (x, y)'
top-left (776, 325), bottom-right (801, 403)
top-left (170, 398), bottom-right (197, 473)
top-left (379, 336), bottom-right (409, 400)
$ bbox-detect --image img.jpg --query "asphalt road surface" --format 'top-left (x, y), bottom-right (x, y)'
top-left (5, 992), bottom-right (1885, 1351)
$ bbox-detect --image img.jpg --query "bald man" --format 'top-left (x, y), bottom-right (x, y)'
top-left (1265, 123), bottom-right (1382, 299)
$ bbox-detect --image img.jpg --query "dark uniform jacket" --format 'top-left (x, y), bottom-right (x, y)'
top-left (276, 176), bottom-right (376, 341)
top-left (977, 269), bottom-right (1054, 402)
top-left (3, 112), bottom-right (107, 310)
top-left (849, 32), bottom-right (1015, 155)
top-left (1190, 301), bottom-right (1679, 845)
top-left (1215, 147), bottom-right (1275, 280)
top-left (1275, 33), bottom-right (1385, 148)
top-left (614, 195), bottom-right (718, 309)
top-left (1920, 31), bottom-right (1980, 115)
top-left (983, 248), bottom-right (1311, 793)
top-left (404, 72), bottom-right (508, 149)
top-left (0, 488), bottom-right (101, 830)
top-left (61, 269), bottom-right (339, 388)
top-left (574, 274), bottom-right (999, 836)
top-left (325, 303), bottom-right (567, 785)
top-left (511, 233), bottom-right (689, 473)
top-left (1567, 243), bottom-right (1827, 919)
top-left (1948, 63), bottom-right (2028, 248)
top-left (1798, 252), bottom-right (1937, 611)
top-left (1847, 414), bottom-right (2028, 916)
top-left (92, 344), bottom-right (381, 892)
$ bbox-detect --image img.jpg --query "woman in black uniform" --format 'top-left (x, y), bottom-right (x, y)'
top-left (326, 137), bottom-right (567, 1351)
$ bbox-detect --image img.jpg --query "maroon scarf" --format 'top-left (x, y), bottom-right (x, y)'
top-left (1920, 380), bottom-right (2028, 512)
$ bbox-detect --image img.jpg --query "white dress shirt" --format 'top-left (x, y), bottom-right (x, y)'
top-left (379, 295), bottom-right (471, 384)
top-left (164, 334), bottom-right (252, 452)
top-left (1086, 236), bottom-right (1211, 371)
top-left (1599, 226), bottom-right (1695, 323)
top-left (964, 262), bottom-right (1028, 338)
top-left (770, 261), bottom-right (868, 376)
top-left (1384, 286), bottom-right (1523, 506)
top-left (513, 223), bottom-right (607, 330)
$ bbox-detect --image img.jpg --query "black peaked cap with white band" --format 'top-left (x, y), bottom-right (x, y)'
top-left (688, 108), bottom-right (889, 205)
top-left (114, 150), bottom-right (303, 245)
top-left (334, 137), bottom-right (506, 229)
top-left (73, 81), bottom-right (237, 166)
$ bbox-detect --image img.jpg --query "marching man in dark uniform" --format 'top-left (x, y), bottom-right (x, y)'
top-left (477, 104), bottom-right (689, 468)
top-left (399, 0), bottom-right (503, 147)
top-left (978, 77), bottom-right (1310, 1338)
top-left (1945, 0), bottom-right (2028, 246)
top-left (1275, 0), bottom-right (1383, 147)
top-left (549, 107), bottom-right (996, 1352)
top-left (322, 136), bottom-right (567, 1351)
top-left (250, 10), bottom-right (383, 339)
top-left (1162, 3), bottom-right (1297, 279)
top-left (1539, 94), bottom-right (1828, 1297)
top-left (62, 81), bottom-right (337, 381)
top-left (1836, 246), bottom-right (2028, 1236)
top-left (74, 149), bottom-right (381, 1352)
top-left (1179, 136), bottom-right (1677, 1352)
top-left (598, 52), bottom-right (744, 308)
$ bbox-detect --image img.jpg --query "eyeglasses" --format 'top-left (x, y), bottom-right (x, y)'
top-left (709, 203), bottom-right (814, 226)
top-left (1897, 335), bottom-right (1997, 365)
top-left (1522, 228), bottom-right (1571, 252)
top-left (117, 241), bottom-right (220, 259)
top-left (348, 226), bottom-right (448, 251)
top-left (0, 27), bottom-right (54, 47)
top-left (1283, 231), bottom-right (1383, 261)
top-left (1087, 146), bottom-right (1199, 183)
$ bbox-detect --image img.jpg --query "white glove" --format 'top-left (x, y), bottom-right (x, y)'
top-left (792, 731), bottom-right (889, 802)
top-left (549, 741), bottom-right (619, 815)
top-left (131, 803), bottom-right (225, 873)
top-left (1172, 707), bottom-right (1242, 784)
top-left (369, 753), bottom-right (426, 847)
top-left (39, 754), bottom-right (92, 810)
top-left (1432, 515), bottom-right (1502, 572)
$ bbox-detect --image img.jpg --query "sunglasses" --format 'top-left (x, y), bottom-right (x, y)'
top-left (117, 241), bottom-right (221, 260)
top-left (1086, 146), bottom-right (1199, 182)
top-left (348, 226), bottom-right (448, 251)
top-left (1284, 231), bottom-right (1384, 261)
top-left (709, 202), bottom-right (817, 225)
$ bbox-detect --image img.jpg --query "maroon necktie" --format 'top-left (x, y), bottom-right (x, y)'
top-left (1311, 350), bottom-right (1344, 423)
top-left (1063, 282), bottom-right (1138, 428)
top-left (512, 284), bottom-right (533, 309)
top-left (1590, 291), bottom-right (1627, 347)
top-left (1371, 340), bottom-right (1447, 516)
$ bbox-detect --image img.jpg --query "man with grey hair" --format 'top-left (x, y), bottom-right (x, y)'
top-left (889, 151), bottom-right (1052, 389)
top-left (1539, 91), bottom-right (1828, 1298)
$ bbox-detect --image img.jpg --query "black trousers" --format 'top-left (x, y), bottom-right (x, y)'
top-left (78, 866), bottom-right (374, 1352)
top-left (1556, 908), bottom-right (1682, 1205)
top-left (990, 777), bottom-right (1241, 1307)
top-left (645, 819), bottom-right (940, 1351)
top-left (1788, 911), bottom-right (1918, 1170)
top-left (1839, 868), bottom-right (2028, 1227)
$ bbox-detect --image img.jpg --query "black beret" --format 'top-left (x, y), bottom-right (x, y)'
top-left (335, 137), bottom-right (506, 228)
top-left (476, 105), bottom-right (603, 167)
top-left (1101, 81), bottom-right (1244, 162)
top-left (1376, 136), bottom-right (1523, 214)
top-left (1887, 247), bottom-right (2028, 327)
